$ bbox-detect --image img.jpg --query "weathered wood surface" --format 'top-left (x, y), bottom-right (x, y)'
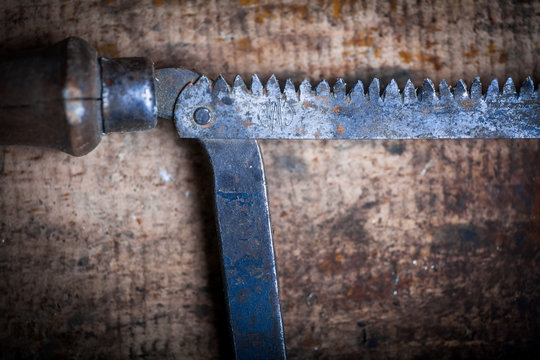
top-left (1, 1), bottom-right (539, 359)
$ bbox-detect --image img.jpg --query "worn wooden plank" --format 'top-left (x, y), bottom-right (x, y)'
top-left (1, 0), bottom-right (539, 359)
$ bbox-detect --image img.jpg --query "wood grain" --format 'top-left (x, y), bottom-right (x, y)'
top-left (1, 1), bottom-right (539, 359)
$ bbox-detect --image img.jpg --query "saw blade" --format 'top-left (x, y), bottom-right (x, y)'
top-left (174, 74), bottom-right (539, 139)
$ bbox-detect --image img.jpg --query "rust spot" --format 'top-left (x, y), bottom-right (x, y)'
top-left (331, 0), bottom-right (342, 18)
top-left (153, 0), bottom-right (164, 6)
top-left (280, 211), bottom-right (288, 217)
top-left (373, 46), bottom-right (381, 58)
top-left (242, 121), bottom-right (253, 126)
top-left (463, 44), bottom-right (478, 58)
top-left (487, 44), bottom-right (498, 54)
top-left (237, 0), bottom-right (259, 4)
top-left (72, 171), bottom-right (85, 177)
top-left (303, 100), bottom-right (317, 109)
top-left (233, 38), bottom-right (252, 51)
top-left (136, 218), bottom-right (142, 225)
top-left (312, 157), bottom-right (318, 162)
top-left (343, 31), bottom-right (374, 47)
top-left (337, 125), bottom-right (345, 134)
top-left (213, 37), bottom-right (224, 43)
top-left (321, 97), bottom-right (329, 104)
top-left (460, 99), bottom-right (474, 111)
top-left (398, 51), bottom-right (412, 64)
top-left (332, 105), bottom-right (342, 114)
top-left (28, 155), bottom-right (42, 161)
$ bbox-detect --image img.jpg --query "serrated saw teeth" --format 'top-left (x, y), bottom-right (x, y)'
top-left (316, 80), bottom-right (330, 97)
top-left (520, 77), bottom-right (534, 99)
top-left (333, 78), bottom-right (347, 99)
top-left (419, 79), bottom-right (437, 103)
top-left (454, 80), bottom-right (468, 100)
top-left (439, 80), bottom-right (452, 101)
top-left (503, 78), bottom-right (517, 97)
top-left (368, 78), bottom-right (381, 104)
top-left (383, 79), bottom-right (400, 104)
top-left (486, 79), bottom-right (499, 100)
top-left (233, 75), bottom-right (248, 93)
top-left (350, 80), bottom-right (366, 104)
top-left (251, 74), bottom-right (263, 97)
top-left (175, 74), bottom-right (539, 140)
top-left (213, 75), bottom-right (230, 94)
top-left (266, 74), bottom-right (281, 97)
top-left (189, 74), bottom-right (537, 104)
top-left (471, 78), bottom-right (482, 100)
top-left (284, 79), bottom-right (297, 101)
top-left (403, 79), bottom-right (417, 104)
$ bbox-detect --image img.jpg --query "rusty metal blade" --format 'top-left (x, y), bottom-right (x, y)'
top-left (173, 74), bottom-right (540, 140)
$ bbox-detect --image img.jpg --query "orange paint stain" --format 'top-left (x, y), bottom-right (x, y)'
top-left (343, 31), bottom-right (374, 47)
top-left (398, 50), bottom-right (412, 64)
top-left (337, 125), bottom-right (345, 134)
top-left (390, 0), bottom-right (398, 12)
top-left (95, 44), bottom-right (119, 57)
top-left (233, 38), bottom-right (252, 51)
top-left (418, 52), bottom-right (443, 71)
top-left (332, 0), bottom-right (342, 18)
top-left (255, 9), bottom-right (275, 24)
top-left (317, 252), bottom-right (345, 275)
top-left (425, 40), bottom-right (439, 49)
top-left (463, 44), bottom-right (478, 58)
top-left (487, 44), bottom-right (498, 54)
top-left (237, 0), bottom-right (259, 5)
top-left (498, 50), bottom-right (507, 64)
top-left (486, 44), bottom-right (507, 63)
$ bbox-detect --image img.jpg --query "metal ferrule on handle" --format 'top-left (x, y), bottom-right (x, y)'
top-left (0, 37), bottom-right (156, 156)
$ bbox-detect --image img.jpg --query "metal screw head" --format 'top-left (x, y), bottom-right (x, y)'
top-left (193, 107), bottom-right (212, 125)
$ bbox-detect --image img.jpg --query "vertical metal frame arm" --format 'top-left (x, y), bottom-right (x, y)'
top-left (201, 139), bottom-right (286, 360)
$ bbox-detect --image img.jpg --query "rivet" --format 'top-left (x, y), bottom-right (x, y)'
top-left (193, 107), bottom-right (212, 125)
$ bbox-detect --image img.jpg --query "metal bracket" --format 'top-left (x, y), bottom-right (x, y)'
top-left (201, 139), bottom-right (286, 359)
